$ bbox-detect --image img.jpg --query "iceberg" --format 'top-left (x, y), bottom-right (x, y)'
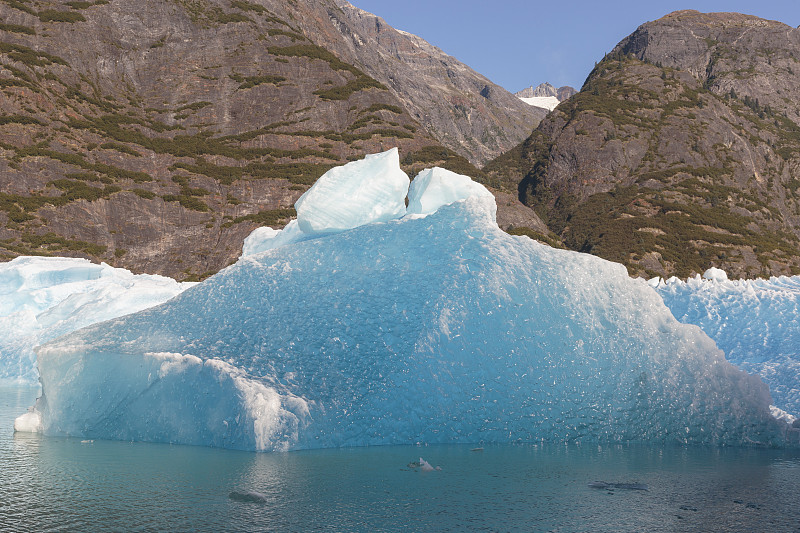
top-left (16, 150), bottom-right (792, 450)
top-left (654, 271), bottom-right (800, 416)
top-left (0, 257), bottom-right (192, 384)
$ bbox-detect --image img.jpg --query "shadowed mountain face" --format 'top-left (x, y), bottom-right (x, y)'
top-left (0, 0), bottom-right (542, 279)
top-left (487, 10), bottom-right (800, 279)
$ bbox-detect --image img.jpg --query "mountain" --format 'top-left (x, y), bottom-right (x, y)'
top-left (515, 82), bottom-right (577, 101)
top-left (0, 0), bottom-right (543, 279)
top-left (488, 11), bottom-right (800, 279)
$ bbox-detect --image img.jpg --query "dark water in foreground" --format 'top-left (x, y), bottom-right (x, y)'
top-left (2, 387), bottom-right (799, 533)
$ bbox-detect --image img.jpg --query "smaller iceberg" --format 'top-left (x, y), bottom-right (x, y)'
top-left (407, 458), bottom-right (441, 472)
top-left (0, 257), bottom-right (192, 384)
top-left (294, 147), bottom-right (408, 234)
top-left (407, 166), bottom-right (494, 216)
top-left (241, 147), bottom-right (408, 257)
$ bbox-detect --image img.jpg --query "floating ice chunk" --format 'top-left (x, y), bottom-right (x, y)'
top-left (407, 166), bottom-right (495, 217)
top-left (13, 409), bottom-right (41, 433)
top-left (294, 148), bottom-right (408, 234)
top-left (408, 457), bottom-right (440, 471)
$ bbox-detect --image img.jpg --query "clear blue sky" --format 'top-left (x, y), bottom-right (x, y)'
top-left (349, 1), bottom-right (800, 93)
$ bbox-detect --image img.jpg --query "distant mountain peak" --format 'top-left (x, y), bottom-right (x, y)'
top-left (515, 83), bottom-right (577, 111)
top-left (516, 82), bottom-right (558, 98)
top-left (515, 83), bottom-right (577, 101)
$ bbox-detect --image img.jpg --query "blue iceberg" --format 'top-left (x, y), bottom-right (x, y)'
top-left (15, 150), bottom-right (792, 450)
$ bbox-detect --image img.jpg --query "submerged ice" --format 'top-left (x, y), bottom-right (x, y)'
top-left (16, 149), bottom-right (792, 450)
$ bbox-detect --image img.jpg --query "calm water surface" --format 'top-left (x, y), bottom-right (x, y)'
top-left (2, 387), bottom-right (799, 532)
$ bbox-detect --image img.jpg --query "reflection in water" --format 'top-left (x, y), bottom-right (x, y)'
top-left (2, 387), bottom-right (800, 532)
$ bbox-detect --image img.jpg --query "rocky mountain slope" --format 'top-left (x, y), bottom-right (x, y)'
top-left (290, 0), bottom-right (546, 166)
top-left (0, 0), bottom-right (543, 279)
top-left (487, 10), bottom-right (800, 279)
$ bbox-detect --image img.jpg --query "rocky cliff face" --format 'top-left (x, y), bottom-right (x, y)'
top-left (0, 0), bottom-right (542, 278)
top-left (516, 82), bottom-right (557, 98)
top-left (616, 10), bottom-right (800, 125)
top-left (487, 11), bottom-right (800, 279)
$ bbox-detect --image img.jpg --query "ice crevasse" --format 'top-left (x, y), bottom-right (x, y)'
top-left (16, 148), bottom-right (795, 450)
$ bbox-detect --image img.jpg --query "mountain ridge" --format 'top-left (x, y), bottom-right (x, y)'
top-left (268, 0), bottom-right (546, 165)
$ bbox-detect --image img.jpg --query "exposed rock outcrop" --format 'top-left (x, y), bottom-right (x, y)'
top-left (516, 82), bottom-right (576, 101)
top-left (556, 85), bottom-right (577, 101)
top-left (516, 82), bottom-right (558, 98)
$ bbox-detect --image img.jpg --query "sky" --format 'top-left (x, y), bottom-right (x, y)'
top-left (349, 1), bottom-right (800, 93)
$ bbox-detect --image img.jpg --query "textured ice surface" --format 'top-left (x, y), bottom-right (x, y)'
top-left (407, 167), bottom-right (494, 216)
top-left (0, 257), bottom-right (192, 384)
top-left (18, 157), bottom-right (791, 450)
top-left (242, 148), bottom-right (408, 257)
top-left (294, 147), bottom-right (408, 234)
top-left (240, 220), bottom-right (307, 257)
top-left (655, 270), bottom-right (800, 415)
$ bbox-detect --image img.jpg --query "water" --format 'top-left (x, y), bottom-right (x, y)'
top-left (2, 387), bottom-right (799, 532)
